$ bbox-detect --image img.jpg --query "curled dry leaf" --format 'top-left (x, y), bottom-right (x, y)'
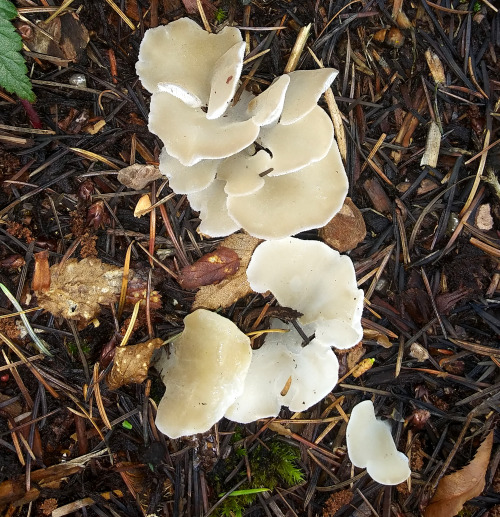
top-left (117, 164), bottom-right (162, 190)
top-left (193, 233), bottom-right (261, 310)
top-left (425, 49), bottom-right (446, 85)
top-left (134, 194), bottom-right (152, 218)
top-left (363, 328), bottom-right (392, 348)
top-left (35, 258), bottom-right (125, 325)
top-left (178, 246), bottom-right (240, 290)
top-left (107, 338), bottom-right (163, 390)
top-left (424, 431), bottom-right (494, 517)
top-left (319, 197), bottom-right (366, 252)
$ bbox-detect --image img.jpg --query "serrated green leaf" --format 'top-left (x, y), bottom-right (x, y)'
top-left (0, 0), bottom-right (18, 20)
top-left (0, 0), bottom-right (35, 102)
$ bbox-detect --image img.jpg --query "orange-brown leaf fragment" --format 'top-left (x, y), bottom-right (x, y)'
top-left (424, 431), bottom-right (494, 517)
top-left (178, 247), bottom-right (240, 290)
top-left (32, 251), bottom-right (51, 292)
top-left (107, 338), bottom-right (163, 390)
top-left (35, 258), bottom-right (125, 325)
top-left (193, 233), bottom-right (261, 310)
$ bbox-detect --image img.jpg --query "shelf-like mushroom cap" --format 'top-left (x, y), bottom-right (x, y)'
top-left (346, 400), bottom-right (411, 485)
top-left (155, 309), bottom-right (252, 438)
top-left (217, 147), bottom-right (270, 197)
top-left (225, 320), bottom-right (339, 422)
top-left (246, 237), bottom-right (363, 349)
top-left (149, 92), bottom-right (260, 166)
top-left (159, 148), bottom-right (219, 194)
top-left (188, 179), bottom-right (241, 237)
top-left (136, 18), bottom-right (243, 107)
top-left (227, 140), bottom-right (348, 240)
top-left (246, 75), bottom-right (290, 126)
top-left (280, 68), bottom-right (338, 125)
top-left (257, 105), bottom-right (334, 175)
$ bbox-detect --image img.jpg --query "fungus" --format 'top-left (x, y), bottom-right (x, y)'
top-left (225, 319), bottom-right (339, 423)
top-left (155, 309), bottom-right (251, 438)
top-left (137, 18), bottom-right (348, 239)
top-left (246, 238), bottom-right (364, 349)
top-left (136, 18), bottom-right (243, 105)
top-left (346, 400), bottom-right (411, 485)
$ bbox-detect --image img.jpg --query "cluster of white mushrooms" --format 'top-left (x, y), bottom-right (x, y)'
top-left (137, 18), bottom-right (410, 485)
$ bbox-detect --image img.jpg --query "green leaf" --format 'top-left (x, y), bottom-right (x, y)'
top-left (0, 0), bottom-right (35, 102)
top-left (219, 488), bottom-right (270, 497)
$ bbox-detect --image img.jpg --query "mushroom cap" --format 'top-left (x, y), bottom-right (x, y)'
top-left (246, 238), bottom-right (363, 349)
top-left (257, 105), bottom-right (334, 175)
top-left (188, 179), bottom-right (241, 237)
top-left (155, 309), bottom-right (251, 438)
top-left (159, 148), bottom-right (219, 194)
top-left (225, 319), bottom-right (339, 423)
top-left (149, 92), bottom-right (260, 166)
top-left (246, 75), bottom-right (290, 126)
top-left (346, 400), bottom-right (411, 485)
top-left (227, 139), bottom-right (348, 240)
top-left (280, 68), bottom-right (338, 125)
top-left (217, 147), bottom-right (270, 197)
top-left (136, 18), bottom-right (243, 106)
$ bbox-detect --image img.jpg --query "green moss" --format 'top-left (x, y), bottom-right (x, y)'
top-left (212, 438), bottom-right (304, 517)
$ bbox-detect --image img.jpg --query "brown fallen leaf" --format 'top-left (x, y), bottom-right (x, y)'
top-left (193, 233), bottom-right (261, 310)
top-left (424, 431), bottom-right (494, 517)
top-left (35, 258), bottom-right (125, 325)
top-left (107, 338), bottom-right (163, 390)
top-left (117, 164), bottom-right (162, 190)
top-left (32, 251), bottom-right (51, 292)
top-left (178, 247), bottom-right (240, 290)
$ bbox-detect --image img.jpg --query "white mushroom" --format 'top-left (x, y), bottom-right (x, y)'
top-left (226, 140), bottom-right (348, 240)
top-left (280, 68), bottom-right (338, 125)
top-left (187, 179), bottom-right (240, 237)
top-left (136, 18), bottom-right (243, 106)
top-left (346, 400), bottom-right (411, 485)
top-left (246, 75), bottom-right (290, 126)
top-left (149, 92), bottom-right (260, 166)
top-left (246, 237), bottom-right (363, 349)
top-left (257, 105), bottom-right (334, 175)
top-left (159, 148), bottom-right (219, 194)
top-left (225, 319), bottom-right (339, 423)
top-left (217, 147), bottom-right (270, 196)
top-left (155, 309), bottom-right (252, 439)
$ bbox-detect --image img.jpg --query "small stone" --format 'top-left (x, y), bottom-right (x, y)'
top-left (69, 73), bottom-right (87, 88)
top-left (475, 203), bottom-right (493, 231)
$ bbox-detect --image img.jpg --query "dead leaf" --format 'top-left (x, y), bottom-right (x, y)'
top-left (352, 358), bottom-right (375, 378)
top-left (363, 329), bottom-right (392, 348)
top-left (178, 247), bottom-right (240, 290)
top-left (193, 233), bottom-right (261, 310)
top-left (29, 13), bottom-right (89, 63)
top-left (180, 0), bottom-right (215, 15)
top-left (134, 194), bottom-right (151, 218)
top-left (107, 338), bottom-right (163, 390)
top-left (35, 258), bottom-right (125, 325)
top-left (268, 422), bottom-right (293, 437)
top-left (32, 251), bottom-right (50, 292)
top-left (319, 197), bottom-right (366, 252)
top-left (118, 164), bottom-right (162, 190)
top-left (424, 431), bottom-right (494, 517)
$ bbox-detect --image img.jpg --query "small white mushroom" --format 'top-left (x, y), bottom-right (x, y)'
top-left (246, 237), bottom-right (363, 349)
top-left (155, 309), bottom-right (252, 439)
top-left (187, 179), bottom-right (240, 237)
top-left (257, 105), bottom-right (334, 175)
top-left (246, 75), bottom-right (290, 126)
top-left (149, 93), bottom-right (260, 166)
top-left (159, 148), bottom-right (219, 194)
top-left (217, 147), bottom-right (270, 196)
top-left (226, 140), bottom-right (348, 240)
top-left (136, 18), bottom-right (243, 106)
top-left (346, 400), bottom-right (411, 485)
top-left (280, 68), bottom-right (338, 125)
top-left (225, 319), bottom-right (339, 423)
